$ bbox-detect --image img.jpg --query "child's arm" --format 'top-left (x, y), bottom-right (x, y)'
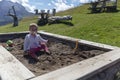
top-left (24, 35), bottom-right (30, 52)
top-left (39, 35), bottom-right (48, 43)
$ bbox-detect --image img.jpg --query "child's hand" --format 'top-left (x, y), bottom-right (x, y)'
top-left (40, 42), bottom-right (46, 45)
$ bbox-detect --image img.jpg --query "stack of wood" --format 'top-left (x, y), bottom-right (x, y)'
top-left (36, 9), bottom-right (72, 26)
top-left (48, 15), bottom-right (72, 23)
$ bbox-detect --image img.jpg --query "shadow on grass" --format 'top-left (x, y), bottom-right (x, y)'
top-left (87, 9), bottom-right (120, 14)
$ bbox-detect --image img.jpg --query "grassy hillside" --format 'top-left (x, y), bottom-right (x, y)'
top-left (0, 1), bottom-right (120, 47)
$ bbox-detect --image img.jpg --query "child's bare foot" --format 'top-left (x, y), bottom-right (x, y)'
top-left (45, 50), bottom-right (51, 55)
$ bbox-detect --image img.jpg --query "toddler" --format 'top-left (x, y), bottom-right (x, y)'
top-left (24, 23), bottom-right (49, 61)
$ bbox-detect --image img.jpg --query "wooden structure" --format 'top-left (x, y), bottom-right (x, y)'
top-left (34, 9), bottom-right (39, 15)
top-left (36, 9), bottom-right (72, 26)
top-left (37, 10), bottom-right (49, 26)
top-left (0, 46), bottom-right (35, 80)
top-left (52, 9), bottom-right (56, 16)
top-left (7, 6), bottom-right (18, 27)
top-left (0, 32), bottom-right (120, 80)
top-left (48, 15), bottom-right (72, 24)
top-left (89, 0), bottom-right (118, 13)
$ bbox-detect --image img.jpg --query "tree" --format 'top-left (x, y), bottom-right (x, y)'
top-left (7, 6), bottom-right (18, 27)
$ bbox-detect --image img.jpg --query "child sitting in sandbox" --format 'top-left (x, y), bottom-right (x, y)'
top-left (24, 23), bottom-right (49, 61)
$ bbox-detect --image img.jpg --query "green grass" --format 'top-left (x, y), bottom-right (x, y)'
top-left (0, 2), bottom-right (120, 47)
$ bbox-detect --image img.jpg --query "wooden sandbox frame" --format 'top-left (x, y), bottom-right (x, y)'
top-left (0, 31), bottom-right (119, 80)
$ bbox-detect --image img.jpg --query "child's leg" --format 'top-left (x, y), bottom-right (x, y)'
top-left (29, 52), bottom-right (37, 59)
top-left (41, 43), bottom-right (49, 53)
top-left (29, 48), bottom-right (41, 60)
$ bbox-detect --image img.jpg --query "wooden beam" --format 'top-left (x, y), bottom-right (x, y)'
top-left (0, 46), bottom-right (35, 80)
top-left (30, 49), bottom-right (120, 80)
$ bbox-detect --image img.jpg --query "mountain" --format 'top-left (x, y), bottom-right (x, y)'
top-left (0, 0), bottom-right (33, 26)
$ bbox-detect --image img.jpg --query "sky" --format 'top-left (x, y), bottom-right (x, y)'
top-left (0, 0), bottom-right (95, 13)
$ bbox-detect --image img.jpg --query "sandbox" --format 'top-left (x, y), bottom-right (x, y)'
top-left (0, 31), bottom-right (119, 80)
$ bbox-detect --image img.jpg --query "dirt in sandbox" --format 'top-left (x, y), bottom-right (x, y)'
top-left (1, 38), bottom-right (105, 76)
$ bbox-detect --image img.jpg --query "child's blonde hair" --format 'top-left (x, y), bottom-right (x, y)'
top-left (29, 23), bottom-right (38, 30)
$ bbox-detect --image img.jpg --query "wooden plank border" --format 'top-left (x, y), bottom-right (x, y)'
top-left (0, 46), bottom-right (35, 80)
